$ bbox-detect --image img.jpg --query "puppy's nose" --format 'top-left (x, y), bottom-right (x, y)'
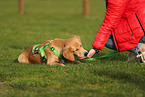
top-left (84, 52), bottom-right (88, 56)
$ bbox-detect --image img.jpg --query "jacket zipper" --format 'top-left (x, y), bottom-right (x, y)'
top-left (135, 13), bottom-right (145, 34)
top-left (112, 31), bottom-right (120, 52)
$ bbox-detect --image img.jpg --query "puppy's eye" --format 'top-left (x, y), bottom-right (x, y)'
top-left (76, 49), bottom-right (79, 51)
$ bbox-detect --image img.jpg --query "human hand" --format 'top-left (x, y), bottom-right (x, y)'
top-left (79, 49), bottom-right (96, 60)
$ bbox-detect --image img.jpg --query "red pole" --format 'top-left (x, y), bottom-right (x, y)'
top-left (19, 0), bottom-right (24, 14)
top-left (83, 0), bottom-right (89, 16)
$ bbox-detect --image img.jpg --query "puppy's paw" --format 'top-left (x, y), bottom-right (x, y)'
top-left (60, 63), bottom-right (66, 67)
top-left (74, 61), bottom-right (81, 64)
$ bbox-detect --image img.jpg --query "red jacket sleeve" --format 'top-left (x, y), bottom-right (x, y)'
top-left (92, 0), bottom-right (128, 49)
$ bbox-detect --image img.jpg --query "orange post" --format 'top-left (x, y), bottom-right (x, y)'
top-left (19, 0), bottom-right (24, 14)
top-left (83, 0), bottom-right (89, 16)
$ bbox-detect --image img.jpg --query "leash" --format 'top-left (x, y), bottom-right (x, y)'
top-left (32, 40), bottom-right (62, 64)
top-left (80, 50), bottom-right (118, 61)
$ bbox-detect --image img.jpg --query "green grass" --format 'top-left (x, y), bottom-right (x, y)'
top-left (0, 0), bottom-right (145, 97)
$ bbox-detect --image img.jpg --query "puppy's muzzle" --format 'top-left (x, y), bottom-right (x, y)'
top-left (84, 52), bottom-right (88, 56)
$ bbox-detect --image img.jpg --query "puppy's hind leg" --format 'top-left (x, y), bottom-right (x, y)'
top-left (18, 53), bottom-right (29, 63)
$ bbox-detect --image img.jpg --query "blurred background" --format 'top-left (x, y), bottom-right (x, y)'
top-left (0, 0), bottom-right (105, 51)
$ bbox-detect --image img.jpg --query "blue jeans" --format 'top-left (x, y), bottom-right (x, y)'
top-left (105, 35), bottom-right (145, 54)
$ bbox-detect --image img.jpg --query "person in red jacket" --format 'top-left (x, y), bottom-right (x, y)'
top-left (81, 0), bottom-right (145, 60)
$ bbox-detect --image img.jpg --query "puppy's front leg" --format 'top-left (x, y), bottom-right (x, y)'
top-left (47, 55), bottom-right (65, 66)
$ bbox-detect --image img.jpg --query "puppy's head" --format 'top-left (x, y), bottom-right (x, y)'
top-left (63, 36), bottom-right (88, 61)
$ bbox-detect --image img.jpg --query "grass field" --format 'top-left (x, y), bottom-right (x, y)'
top-left (0, 0), bottom-right (145, 97)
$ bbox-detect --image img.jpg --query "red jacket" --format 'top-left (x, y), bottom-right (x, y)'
top-left (92, 0), bottom-right (145, 52)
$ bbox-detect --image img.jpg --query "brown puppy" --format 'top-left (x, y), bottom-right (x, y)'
top-left (18, 36), bottom-right (88, 66)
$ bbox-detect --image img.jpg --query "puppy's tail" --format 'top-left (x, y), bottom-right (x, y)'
top-left (17, 54), bottom-right (29, 63)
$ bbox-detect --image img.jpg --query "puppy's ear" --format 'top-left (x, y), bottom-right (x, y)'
top-left (72, 35), bottom-right (80, 39)
top-left (63, 46), bottom-right (75, 61)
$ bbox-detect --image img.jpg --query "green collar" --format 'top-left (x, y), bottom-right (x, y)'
top-left (32, 40), bottom-right (62, 64)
